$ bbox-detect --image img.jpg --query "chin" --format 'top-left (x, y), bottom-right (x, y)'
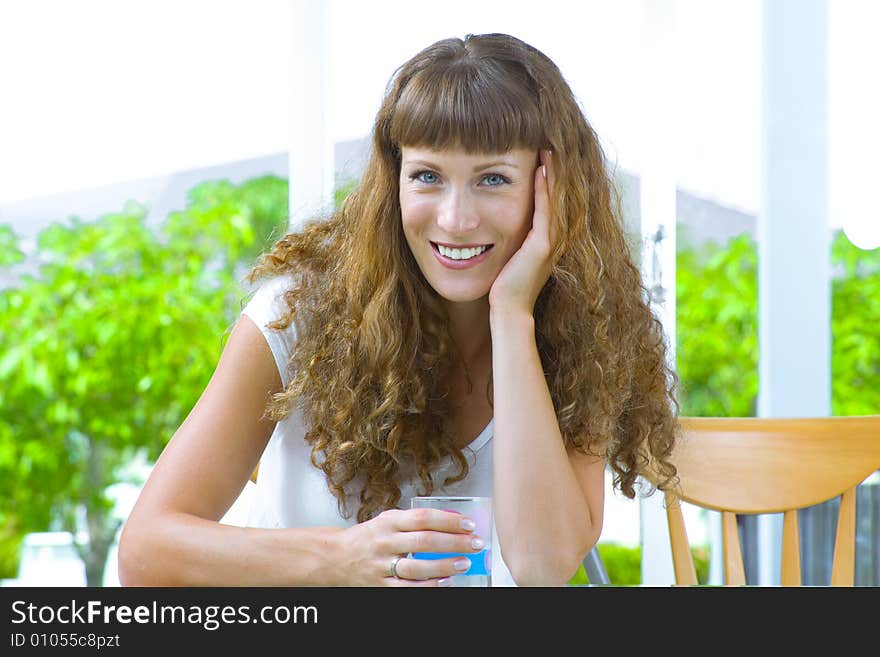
top-left (432, 286), bottom-right (491, 304)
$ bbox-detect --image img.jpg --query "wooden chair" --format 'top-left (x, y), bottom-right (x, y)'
top-left (645, 415), bottom-right (880, 586)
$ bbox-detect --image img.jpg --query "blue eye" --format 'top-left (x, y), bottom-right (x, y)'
top-left (483, 174), bottom-right (508, 186)
top-left (411, 170), bottom-right (438, 184)
top-left (407, 170), bottom-right (509, 186)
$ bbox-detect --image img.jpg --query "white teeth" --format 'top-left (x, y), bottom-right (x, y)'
top-left (437, 244), bottom-right (490, 260)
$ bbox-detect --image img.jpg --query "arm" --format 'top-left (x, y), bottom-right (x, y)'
top-left (118, 315), bottom-right (341, 585)
top-left (118, 315), bottom-right (480, 586)
top-left (487, 149), bottom-right (605, 586)
top-left (490, 309), bottom-right (605, 587)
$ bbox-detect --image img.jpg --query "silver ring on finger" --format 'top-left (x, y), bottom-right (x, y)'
top-left (389, 555), bottom-right (404, 579)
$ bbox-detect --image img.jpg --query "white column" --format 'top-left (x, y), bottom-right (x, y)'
top-left (758, 0), bottom-right (830, 585)
top-left (638, 0), bottom-right (677, 586)
top-left (289, 0), bottom-right (334, 230)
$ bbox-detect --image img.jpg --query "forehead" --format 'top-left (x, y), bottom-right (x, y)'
top-left (400, 146), bottom-right (535, 168)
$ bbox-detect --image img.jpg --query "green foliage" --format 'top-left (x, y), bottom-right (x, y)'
top-left (0, 515), bottom-right (23, 579)
top-left (0, 176), bottom-right (289, 585)
top-left (334, 176), bottom-right (358, 211)
top-left (0, 225), bottom-right (25, 267)
top-left (566, 544), bottom-right (641, 585)
top-left (830, 230), bottom-right (880, 415)
top-left (597, 542), bottom-right (643, 585)
top-left (676, 226), bottom-right (880, 418)
top-left (691, 544), bottom-right (710, 584)
top-left (568, 542), bottom-right (710, 586)
top-left (675, 227), bottom-right (759, 417)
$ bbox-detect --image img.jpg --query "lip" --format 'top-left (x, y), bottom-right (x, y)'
top-left (430, 241), bottom-right (494, 270)
top-left (433, 241), bottom-right (492, 249)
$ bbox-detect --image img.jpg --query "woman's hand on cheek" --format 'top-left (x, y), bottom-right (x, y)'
top-left (488, 148), bottom-right (559, 317)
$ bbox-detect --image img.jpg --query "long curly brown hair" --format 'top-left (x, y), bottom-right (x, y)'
top-left (246, 33), bottom-right (679, 522)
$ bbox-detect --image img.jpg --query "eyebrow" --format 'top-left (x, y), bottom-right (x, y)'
top-left (404, 159), bottom-right (520, 172)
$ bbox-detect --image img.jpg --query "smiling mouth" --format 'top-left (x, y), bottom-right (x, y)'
top-left (430, 242), bottom-right (494, 261)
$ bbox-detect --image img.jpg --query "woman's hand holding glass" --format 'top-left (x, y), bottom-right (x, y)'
top-left (334, 507), bottom-right (483, 586)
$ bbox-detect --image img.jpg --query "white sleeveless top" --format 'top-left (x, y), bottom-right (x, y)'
top-left (240, 275), bottom-right (516, 586)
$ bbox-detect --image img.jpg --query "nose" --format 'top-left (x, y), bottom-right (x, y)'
top-left (436, 188), bottom-right (480, 234)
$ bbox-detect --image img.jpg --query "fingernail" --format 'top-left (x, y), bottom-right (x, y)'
top-left (453, 558), bottom-right (471, 572)
top-left (471, 537), bottom-right (485, 550)
top-left (542, 165), bottom-right (547, 179)
top-left (437, 577), bottom-right (452, 587)
top-left (460, 518), bottom-right (476, 531)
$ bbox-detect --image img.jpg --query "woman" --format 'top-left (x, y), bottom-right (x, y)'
top-left (118, 33), bottom-right (679, 587)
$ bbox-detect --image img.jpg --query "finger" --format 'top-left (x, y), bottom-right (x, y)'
top-left (394, 507), bottom-right (477, 534)
top-left (538, 148), bottom-right (559, 252)
top-left (388, 555), bottom-right (471, 582)
top-left (533, 154), bottom-right (552, 245)
top-left (541, 147), bottom-right (554, 192)
top-left (400, 530), bottom-right (486, 557)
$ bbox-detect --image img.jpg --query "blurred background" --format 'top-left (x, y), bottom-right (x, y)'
top-left (0, 0), bottom-right (877, 587)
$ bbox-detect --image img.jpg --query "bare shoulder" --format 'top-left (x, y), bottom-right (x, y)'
top-left (219, 314), bottom-right (284, 394)
top-left (191, 314), bottom-right (284, 428)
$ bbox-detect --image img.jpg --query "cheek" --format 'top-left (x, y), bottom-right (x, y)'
top-left (400, 196), bottom-right (436, 233)
top-left (399, 195), bottom-right (416, 230)
top-left (492, 194), bottom-right (533, 239)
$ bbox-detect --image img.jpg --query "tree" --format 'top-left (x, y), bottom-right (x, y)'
top-left (675, 227), bottom-right (759, 417)
top-left (0, 176), bottom-right (288, 585)
top-left (830, 230), bottom-right (880, 416)
top-left (675, 226), bottom-right (880, 418)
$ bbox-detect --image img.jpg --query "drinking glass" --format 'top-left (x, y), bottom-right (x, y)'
top-left (410, 496), bottom-right (492, 587)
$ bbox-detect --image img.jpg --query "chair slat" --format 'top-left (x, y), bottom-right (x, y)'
top-left (781, 509), bottom-right (801, 586)
top-left (721, 511), bottom-right (746, 585)
top-left (651, 416), bottom-right (880, 586)
top-left (830, 488), bottom-right (856, 586)
top-left (664, 492), bottom-right (698, 585)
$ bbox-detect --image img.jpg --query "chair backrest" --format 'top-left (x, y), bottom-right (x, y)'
top-left (645, 415), bottom-right (880, 586)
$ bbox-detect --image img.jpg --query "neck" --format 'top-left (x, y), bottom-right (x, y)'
top-left (444, 297), bottom-right (492, 367)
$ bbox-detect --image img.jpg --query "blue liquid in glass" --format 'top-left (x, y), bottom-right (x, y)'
top-left (412, 548), bottom-right (491, 587)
